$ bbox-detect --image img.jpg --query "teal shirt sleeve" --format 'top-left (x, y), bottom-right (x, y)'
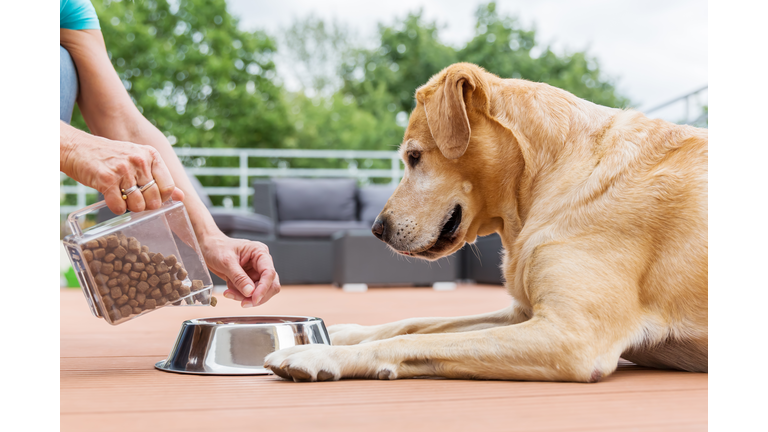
top-left (60, 0), bottom-right (101, 30)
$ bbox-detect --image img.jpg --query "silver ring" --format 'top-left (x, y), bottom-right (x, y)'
top-left (139, 179), bottom-right (156, 193)
top-left (121, 185), bottom-right (139, 200)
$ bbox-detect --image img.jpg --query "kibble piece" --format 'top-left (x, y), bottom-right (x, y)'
top-left (136, 292), bottom-right (146, 306)
top-left (109, 271), bottom-right (120, 279)
top-left (120, 304), bottom-right (132, 318)
top-left (156, 262), bottom-right (169, 274)
top-left (97, 237), bottom-right (108, 248)
top-left (128, 299), bottom-right (139, 308)
top-left (146, 265), bottom-right (156, 275)
top-left (168, 291), bottom-right (180, 301)
top-left (140, 271), bottom-right (148, 281)
top-left (103, 253), bottom-right (116, 263)
top-left (102, 296), bottom-right (114, 308)
top-left (121, 284), bottom-right (130, 295)
top-left (132, 307), bottom-right (142, 315)
top-left (172, 280), bottom-right (181, 290)
top-left (210, 296), bottom-right (218, 307)
top-left (114, 246), bottom-right (127, 259)
top-left (144, 298), bottom-right (157, 309)
top-left (192, 280), bottom-right (204, 291)
top-left (93, 248), bottom-right (106, 260)
top-left (98, 285), bottom-right (110, 297)
top-left (95, 274), bottom-right (109, 285)
top-left (158, 296), bottom-right (168, 305)
top-left (178, 284), bottom-right (190, 297)
top-left (172, 263), bottom-right (182, 274)
top-left (89, 260), bottom-right (102, 275)
top-left (106, 235), bottom-right (119, 249)
top-left (148, 274), bottom-right (160, 287)
top-left (118, 274), bottom-right (130, 286)
top-left (108, 309), bottom-right (122, 322)
top-left (177, 268), bottom-right (188, 281)
top-left (85, 240), bottom-right (99, 249)
top-left (141, 245), bottom-right (149, 254)
top-left (128, 279), bottom-right (138, 287)
top-left (128, 238), bottom-right (141, 254)
top-left (108, 287), bottom-right (122, 298)
top-left (133, 262), bottom-right (145, 272)
top-left (107, 278), bottom-right (118, 288)
top-left (129, 271), bottom-right (140, 280)
top-left (125, 253), bottom-right (138, 264)
top-left (159, 273), bottom-right (171, 285)
top-left (150, 288), bottom-right (162, 299)
top-left (113, 260), bottom-right (122, 272)
top-left (128, 287), bottom-right (136, 299)
top-left (151, 252), bottom-right (165, 264)
top-left (161, 283), bottom-right (173, 295)
top-left (119, 235), bottom-right (128, 249)
top-left (116, 295), bottom-right (129, 306)
top-left (100, 263), bottom-right (114, 275)
top-left (164, 255), bottom-right (178, 267)
top-left (83, 249), bottom-right (93, 262)
top-left (122, 263), bottom-right (132, 274)
top-left (139, 252), bottom-right (151, 264)
top-left (137, 281), bottom-right (150, 293)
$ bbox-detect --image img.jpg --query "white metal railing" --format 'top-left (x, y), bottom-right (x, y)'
top-left (60, 148), bottom-right (403, 214)
top-left (643, 85), bottom-right (708, 127)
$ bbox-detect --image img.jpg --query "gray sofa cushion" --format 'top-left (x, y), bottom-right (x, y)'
top-left (279, 221), bottom-right (370, 238)
top-left (358, 185), bottom-right (395, 225)
top-left (274, 178), bottom-right (358, 222)
top-left (211, 211), bottom-right (273, 234)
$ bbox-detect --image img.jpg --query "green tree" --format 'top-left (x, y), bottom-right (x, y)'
top-left (72, 0), bottom-right (292, 150)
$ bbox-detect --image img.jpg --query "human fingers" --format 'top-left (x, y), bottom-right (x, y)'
top-left (252, 272), bottom-right (281, 307)
top-left (146, 147), bottom-right (176, 205)
top-left (222, 288), bottom-right (245, 302)
top-left (220, 256), bottom-right (256, 299)
top-left (121, 178), bottom-right (146, 213)
top-left (248, 249), bottom-right (279, 306)
top-left (103, 182), bottom-right (127, 215)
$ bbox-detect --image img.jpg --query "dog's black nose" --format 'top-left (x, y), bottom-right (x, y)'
top-left (372, 217), bottom-right (386, 240)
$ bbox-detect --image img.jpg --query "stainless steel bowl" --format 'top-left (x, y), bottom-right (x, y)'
top-left (155, 316), bottom-right (331, 375)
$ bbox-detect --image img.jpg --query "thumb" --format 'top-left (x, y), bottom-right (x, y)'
top-left (222, 259), bottom-right (255, 298)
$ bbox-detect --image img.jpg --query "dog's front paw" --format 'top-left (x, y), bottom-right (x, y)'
top-left (264, 345), bottom-right (341, 382)
top-left (327, 323), bottom-right (375, 345)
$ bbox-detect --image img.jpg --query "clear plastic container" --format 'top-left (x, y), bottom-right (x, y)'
top-left (62, 200), bottom-right (213, 325)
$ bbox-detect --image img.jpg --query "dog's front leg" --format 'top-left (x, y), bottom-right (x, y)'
top-left (329, 303), bottom-right (529, 345)
top-left (265, 316), bottom-right (622, 382)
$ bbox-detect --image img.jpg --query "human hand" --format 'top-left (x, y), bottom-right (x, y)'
top-left (61, 125), bottom-right (184, 214)
top-left (200, 234), bottom-right (281, 308)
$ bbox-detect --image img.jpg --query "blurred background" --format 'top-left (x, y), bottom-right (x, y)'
top-left (60, 0), bottom-right (707, 226)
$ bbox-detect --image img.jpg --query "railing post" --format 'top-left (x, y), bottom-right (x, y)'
top-left (390, 155), bottom-right (400, 186)
top-left (76, 182), bottom-right (86, 209)
top-left (240, 151), bottom-right (248, 211)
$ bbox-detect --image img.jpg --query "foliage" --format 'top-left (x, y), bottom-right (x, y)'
top-left (71, 0), bottom-right (292, 150)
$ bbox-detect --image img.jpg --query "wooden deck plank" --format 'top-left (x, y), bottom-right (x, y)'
top-left (60, 285), bottom-right (707, 431)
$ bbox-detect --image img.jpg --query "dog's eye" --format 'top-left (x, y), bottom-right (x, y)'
top-left (407, 150), bottom-right (421, 168)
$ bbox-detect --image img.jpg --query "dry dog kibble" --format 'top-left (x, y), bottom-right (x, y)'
top-left (140, 271), bottom-right (148, 281)
top-left (178, 284), bottom-right (190, 297)
top-left (106, 235), bottom-right (119, 249)
top-left (116, 295), bottom-right (129, 306)
top-left (119, 304), bottom-right (132, 318)
top-left (133, 262), bottom-right (145, 272)
top-left (109, 271), bottom-right (120, 279)
top-left (89, 260), bottom-right (102, 275)
top-left (128, 287), bottom-right (136, 299)
top-left (139, 252), bottom-right (151, 264)
top-left (122, 263), bottom-right (132, 274)
top-left (168, 291), bottom-right (180, 302)
top-left (129, 279), bottom-right (138, 287)
top-left (129, 271), bottom-right (140, 280)
top-left (161, 283), bottom-right (173, 296)
top-left (137, 281), bottom-right (149, 293)
top-left (159, 273), bottom-right (171, 285)
top-left (210, 296), bottom-right (218, 307)
top-left (144, 298), bottom-right (156, 309)
top-left (172, 263), bottom-right (182, 273)
top-left (132, 307), bottom-right (142, 314)
top-left (141, 245), bottom-right (149, 254)
top-left (147, 274), bottom-right (160, 287)
top-left (83, 249), bottom-right (93, 262)
top-left (164, 255), bottom-right (178, 267)
top-left (128, 238), bottom-right (141, 254)
top-left (118, 274), bottom-right (130, 286)
top-left (97, 236), bottom-right (108, 248)
top-left (192, 280), bottom-right (204, 291)
top-left (125, 253), bottom-right (137, 264)
top-left (107, 278), bottom-right (118, 288)
top-left (95, 274), bottom-right (109, 285)
top-left (177, 268), bottom-right (188, 281)
top-left (85, 240), bottom-right (99, 249)
top-left (100, 262), bottom-right (114, 275)
top-left (114, 260), bottom-right (122, 272)
top-left (104, 253), bottom-right (116, 263)
top-left (128, 299), bottom-right (138, 308)
top-left (102, 296), bottom-right (114, 308)
top-left (114, 246), bottom-right (127, 259)
top-left (109, 309), bottom-right (121, 322)
top-left (156, 262), bottom-right (169, 274)
top-left (136, 293), bottom-right (146, 306)
top-left (150, 288), bottom-right (162, 299)
top-left (98, 285), bottom-right (110, 297)
top-left (151, 252), bottom-right (165, 264)
top-left (93, 248), bottom-right (106, 260)
top-left (158, 296), bottom-right (168, 305)
top-left (146, 265), bottom-right (156, 275)
top-left (172, 280), bottom-right (181, 290)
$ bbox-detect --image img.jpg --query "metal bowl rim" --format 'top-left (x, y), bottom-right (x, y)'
top-left (183, 315), bottom-right (324, 327)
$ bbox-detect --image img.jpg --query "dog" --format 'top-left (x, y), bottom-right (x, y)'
top-left (264, 63), bottom-right (708, 382)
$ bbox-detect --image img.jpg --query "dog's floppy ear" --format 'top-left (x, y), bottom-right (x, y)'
top-left (423, 68), bottom-right (477, 159)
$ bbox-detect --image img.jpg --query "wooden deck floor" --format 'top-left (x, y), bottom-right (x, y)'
top-left (61, 285), bottom-right (707, 431)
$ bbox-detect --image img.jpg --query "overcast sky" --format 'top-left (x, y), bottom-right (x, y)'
top-left (226, 0), bottom-right (707, 122)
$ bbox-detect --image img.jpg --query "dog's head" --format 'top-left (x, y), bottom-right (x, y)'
top-left (373, 63), bottom-right (513, 260)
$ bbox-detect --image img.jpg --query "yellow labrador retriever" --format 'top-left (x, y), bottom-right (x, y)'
top-left (265, 63), bottom-right (708, 382)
